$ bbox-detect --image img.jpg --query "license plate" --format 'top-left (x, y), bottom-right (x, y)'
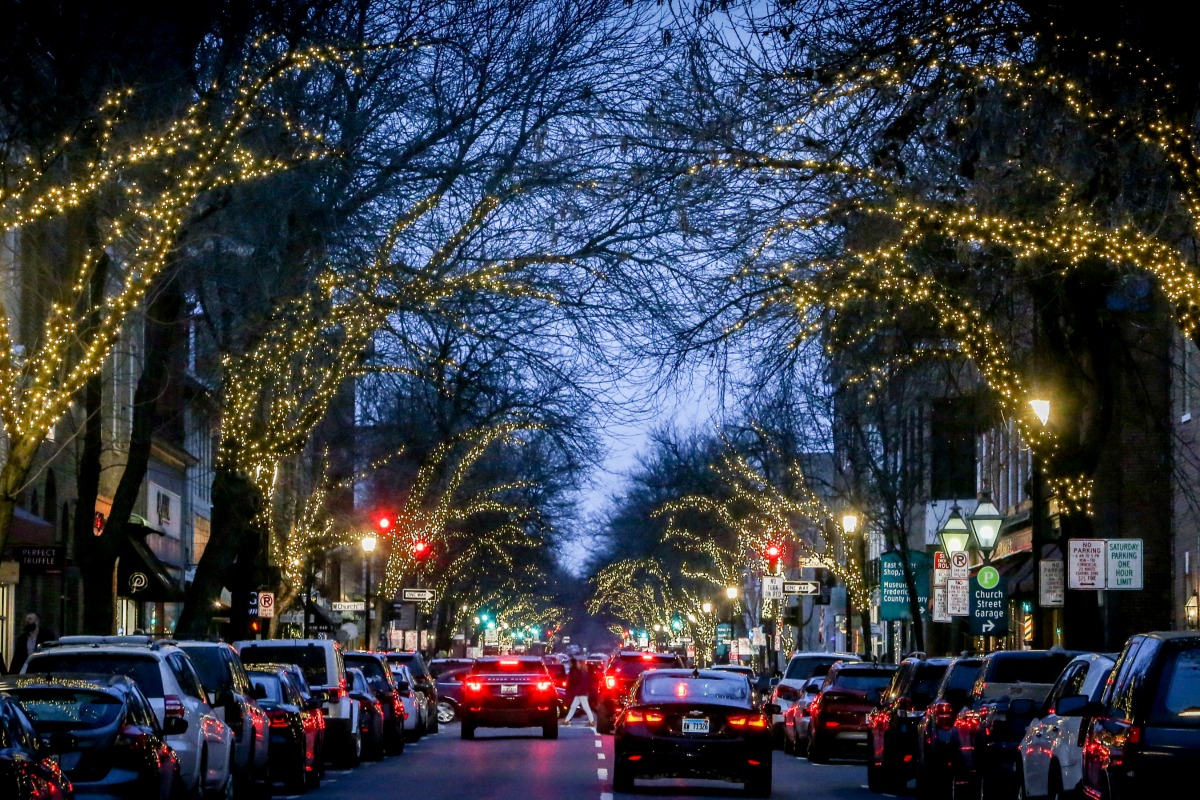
top-left (501, 684), bottom-right (518, 696)
top-left (682, 718), bottom-right (709, 734)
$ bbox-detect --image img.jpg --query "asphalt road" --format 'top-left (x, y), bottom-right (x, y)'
top-left (272, 721), bottom-right (886, 800)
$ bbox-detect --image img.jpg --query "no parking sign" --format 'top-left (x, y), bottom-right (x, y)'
top-left (258, 591), bottom-right (275, 618)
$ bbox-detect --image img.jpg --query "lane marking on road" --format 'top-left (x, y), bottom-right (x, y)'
top-left (594, 739), bottom-right (602, 747)
top-left (601, 794), bottom-right (614, 800)
top-left (597, 768), bottom-right (608, 780)
top-left (597, 753), bottom-right (606, 760)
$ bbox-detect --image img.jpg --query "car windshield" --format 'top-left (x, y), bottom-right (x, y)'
top-left (25, 655), bottom-right (164, 696)
top-left (11, 689), bottom-right (124, 731)
top-left (238, 646), bottom-right (329, 687)
top-left (177, 647), bottom-right (229, 693)
top-left (345, 656), bottom-right (392, 689)
top-left (1153, 645), bottom-right (1200, 727)
top-left (829, 669), bottom-right (895, 692)
top-left (248, 674), bottom-right (283, 704)
top-left (640, 675), bottom-right (750, 706)
top-left (785, 656), bottom-right (854, 680)
top-left (472, 660), bottom-right (546, 674)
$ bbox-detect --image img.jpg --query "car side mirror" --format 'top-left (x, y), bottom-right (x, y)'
top-left (763, 703), bottom-right (781, 716)
top-left (396, 682), bottom-right (410, 692)
top-left (1055, 694), bottom-right (1102, 717)
top-left (163, 716), bottom-right (190, 736)
top-left (806, 684), bottom-right (820, 695)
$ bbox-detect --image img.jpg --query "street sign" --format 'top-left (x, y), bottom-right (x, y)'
top-left (331, 601), bottom-right (365, 612)
top-left (1106, 539), bottom-right (1143, 590)
top-left (1068, 539), bottom-right (1107, 589)
top-left (258, 591), bottom-right (275, 618)
top-left (763, 576), bottom-right (784, 601)
top-left (933, 551), bottom-right (950, 588)
top-left (950, 551), bottom-right (970, 580)
top-left (880, 551), bottom-right (932, 621)
top-left (947, 578), bottom-right (969, 616)
top-left (1040, 560), bottom-right (1065, 607)
top-left (932, 586), bottom-right (951, 623)
top-left (401, 588), bottom-right (437, 603)
top-left (968, 566), bottom-right (1009, 636)
top-left (483, 628), bottom-right (498, 646)
top-left (798, 556), bottom-right (830, 569)
top-left (783, 580), bottom-right (821, 595)
top-left (715, 623), bottom-right (732, 643)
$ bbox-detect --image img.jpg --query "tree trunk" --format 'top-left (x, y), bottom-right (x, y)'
top-left (175, 465), bottom-right (261, 638)
top-left (77, 370), bottom-right (112, 634)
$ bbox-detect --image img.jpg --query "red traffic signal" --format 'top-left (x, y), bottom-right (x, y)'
top-left (765, 543), bottom-right (783, 571)
top-left (376, 516), bottom-right (392, 531)
top-left (412, 539), bottom-right (431, 559)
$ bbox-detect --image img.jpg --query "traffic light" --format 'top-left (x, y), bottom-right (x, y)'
top-left (765, 542), bottom-right (783, 572)
top-left (412, 539), bottom-right (430, 559)
top-left (376, 515), bottom-right (392, 532)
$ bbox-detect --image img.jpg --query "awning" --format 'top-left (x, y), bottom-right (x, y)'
top-left (117, 530), bottom-right (184, 602)
top-left (6, 507), bottom-right (57, 548)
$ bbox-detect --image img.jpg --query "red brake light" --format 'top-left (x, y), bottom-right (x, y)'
top-left (729, 715), bottom-right (748, 727)
top-left (644, 712), bottom-right (664, 723)
top-left (269, 711), bottom-right (290, 729)
top-left (674, 682), bottom-right (689, 698)
top-left (536, 680), bottom-right (553, 692)
top-left (466, 680), bottom-right (483, 692)
top-left (642, 654), bottom-right (654, 661)
top-left (164, 695), bottom-right (186, 719)
top-left (500, 660), bottom-right (520, 666)
top-left (605, 675), bottom-right (617, 690)
top-left (625, 709), bottom-right (644, 723)
top-left (933, 702), bottom-right (956, 730)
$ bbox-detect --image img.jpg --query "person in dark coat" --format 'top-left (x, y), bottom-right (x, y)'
top-left (562, 656), bottom-right (595, 726)
top-left (7, 612), bottom-right (55, 674)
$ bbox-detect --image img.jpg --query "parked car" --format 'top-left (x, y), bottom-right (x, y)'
top-left (949, 649), bottom-right (1079, 800)
top-left (433, 667), bottom-right (470, 724)
top-left (459, 656), bottom-right (558, 739)
top-left (344, 651), bottom-right (404, 754)
top-left (867, 656), bottom-right (952, 793)
top-left (595, 651), bottom-right (686, 734)
top-left (916, 656), bottom-right (982, 800)
top-left (345, 668), bottom-right (385, 761)
top-left (807, 661), bottom-right (897, 763)
top-left (781, 674), bottom-right (825, 756)
top-left (382, 652), bottom-right (437, 735)
top-left (542, 657), bottom-right (568, 715)
top-left (1017, 652), bottom-right (1116, 800)
top-left (391, 664), bottom-right (422, 740)
top-left (23, 635), bottom-right (235, 799)
top-left (245, 665), bottom-right (323, 792)
top-left (771, 651), bottom-right (862, 740)
top-left (0, 673), bottom-right (181, 800)
top-left (0, 693), bottom-right (74, 800)
top-left (234, 639), bottom-right (361, 768)
top-left (1057, 631), bottom-right (1200, 800)
top-left (274, 663), bottom-right (326, 767)
top-left (174, 641), bottom-right (269, 791)
top-left (612, 668), bottom-right (777, 797)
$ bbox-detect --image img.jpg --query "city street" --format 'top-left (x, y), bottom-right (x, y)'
top-left (291, 723), bottom-right (881, 800)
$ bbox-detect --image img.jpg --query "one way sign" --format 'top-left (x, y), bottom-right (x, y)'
top-left (783, 580), bottom-right (821, 596)
top-left (401, 588), bottom-right (437, 603)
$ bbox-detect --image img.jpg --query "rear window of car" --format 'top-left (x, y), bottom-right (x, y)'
top-left (828, 668), bottom-right (896, 692)
top-left (11, 689), bottom-right (124, 731)
top-left (544, 663), bottom-right (566, 677)
top-left (238, 646), bottom-right (330, 687)
top-left (945, 660), bottom-right (982, 693)
top-left (1152, 645), bottom-right (1200, 727)
top-left (25, 654), bottom-right (164, 696)
top-left (247, 673), bottom-right (283, 704)
top-left (785, 655), bottom-right (857, 680)
top-left (472, 660), bottom-right (548, 674)
top-left (345, 656), bottom-right (391, 684)
top-left (610, 656), bottom-right (680, 677)
top-left (985, 654), bottom-right (1075, 684)
top-left (912, 664), bottom-right (949, 707)
top-left (641, 674), bottom-right (751, 706)
top-left (177, 647), bottom-right (230, 694)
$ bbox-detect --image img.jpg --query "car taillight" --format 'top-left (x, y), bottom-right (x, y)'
top-left (164, 695), bottom-right (186, 719)
top-left (466, 680), bottom-right (483, 692)
top-left (933, 702), bottom-right (957, 730)
top-left (269, 711), bottom-right (290, 729)
top-left (359, 699), bottom-right (378, 713)
top-left (393, 695), bottom-right (403, 716)
top-left (325, 685), bottom-right (344, 702)
top-left (116, 724), bottom-right (150, 747)
top-left (644, 712), bottom-right (664, 723)
top-left (536, 680), bottom-right (553, 692)
top-left (605, 675), bottom-right (617, 690)
top-left (728, 715), bottom-right (768, 729)
top-left (625, 710), bottom-right (645, 723)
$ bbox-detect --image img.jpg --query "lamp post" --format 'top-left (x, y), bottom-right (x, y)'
top-left (701, 601), bottom-right (714, 665)
top-left (939, 505), bottom-right (971, 654)
top-left (1029, 397), bottom-right (1051, 647)
top-left (361, 532), bottom-right (377, 650)
top-left (725, 586), bottom-right (738, 663)
top-left (841, 511), bottom-right (859, 655)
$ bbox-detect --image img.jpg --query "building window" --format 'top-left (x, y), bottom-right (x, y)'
top-left (930, 397), bottom-right (977, 499)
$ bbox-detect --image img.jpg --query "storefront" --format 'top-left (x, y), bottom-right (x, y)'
top-left (116, 524), bottom-right (184, 635)
top-left (1, 507), bottom-right (60, 670)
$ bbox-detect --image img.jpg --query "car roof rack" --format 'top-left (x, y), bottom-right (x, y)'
top-left (42, 635), bottom-right (177, 650)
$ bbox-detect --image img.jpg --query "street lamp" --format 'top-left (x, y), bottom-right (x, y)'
top-left (1030, 398), bottom-right (1051, 426)
top-left (361, 532), bottom-right (377, 650)
top-left (842, 511), bottom-right (860, 535)
top-left (701, 602), bottom-right (713, 614)
top-left (841, 511), bottom-right (860, 655)
top-left (938, 505), bottom-right (972, 556)
top-left (1187, 594), bottom-right (1199, 630)
top-left (969, 490), bottom-right (1004, 558)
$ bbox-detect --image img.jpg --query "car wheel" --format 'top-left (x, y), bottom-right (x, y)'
top-left (868, 762), bottom-right (887, 793)
top-left (807, 735), bottom-right (828, 765)
top-left (543, 717), bottom-right (559, 739)
top-left (1047, 764), bottom-right (1067, 800)
top-left (206, 759), bottom-right (234, 800)
top-left (437, 700), bottom-right (457, 724)
top-left (461, 719), bottom-right (476, 740)
top-left (305, 747), bottom-right (321, 791)
top-left (285, 750), bottom-right (308, 794)
top-left (612, 758), bottom-right (634, 793)
top-left (427, 703), bottom-right (439, 734)
top-left (744, 764), bottom-right (772, 798)
top-left (190, 748), bottom-right (208, 800)
top-left (782, 734), bottom-right (794, 756)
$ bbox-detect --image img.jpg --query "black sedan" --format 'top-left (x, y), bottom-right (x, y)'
top-left (347, 668), bottom-right (386, 760)
top-left (1, 674), bottom-right (182, 800)
top-left (613, 668), bottom-right (776, 797)
top-left (246, 667), bottom-right (322, 792)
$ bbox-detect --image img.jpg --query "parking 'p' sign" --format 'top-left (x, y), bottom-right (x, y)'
top-left (977, 566), bottom-right (1000, 590)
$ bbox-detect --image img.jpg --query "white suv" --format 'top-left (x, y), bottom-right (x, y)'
top-left (22, 635), bottom-right (235, 798)
top-left (234, 638), bottom-right (361, 767)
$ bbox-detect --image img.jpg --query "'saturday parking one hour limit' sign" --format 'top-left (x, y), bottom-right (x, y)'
top-left (1068, 538), bottom-right (1142, 590)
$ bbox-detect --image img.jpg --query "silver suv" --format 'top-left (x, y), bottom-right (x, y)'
top-left (22, 635), bottom-right (236, 798)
